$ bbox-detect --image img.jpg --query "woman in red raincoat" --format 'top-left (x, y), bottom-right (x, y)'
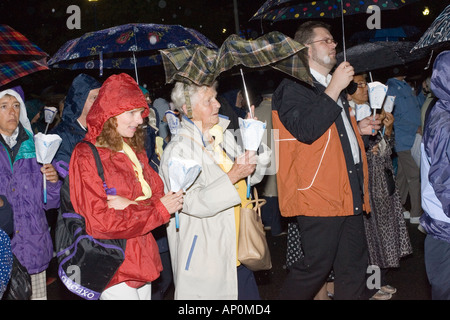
top-left (69, 73), bottom-right (183, 300)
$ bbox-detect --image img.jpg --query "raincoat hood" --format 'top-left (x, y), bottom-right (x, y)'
top-left (85, 73), bottom-right (149, 143)
top-left (431, 50), bottom-right (450, 104)
top-left (62, 73), bottom-right (101, 123)
top-left (0, 87), bottom-right (32, 134)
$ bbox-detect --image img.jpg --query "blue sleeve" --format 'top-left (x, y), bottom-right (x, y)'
top-left (429, 131), bottom-right (450, 218)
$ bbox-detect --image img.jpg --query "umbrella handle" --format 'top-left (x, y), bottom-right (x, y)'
top-left (132, 51), bottom-right (139, 85)
top-left (372, 108), bottom-right (376, 135)
top-left (43, 173), bottom-right (47, 204)
top-left (340, 0), bottom-right (346, 62)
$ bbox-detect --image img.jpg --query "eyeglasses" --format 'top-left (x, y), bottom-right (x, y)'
top-left (356, 82), bottom-right (367, 88)
top-left (307, 38), bottom-right (338, 46)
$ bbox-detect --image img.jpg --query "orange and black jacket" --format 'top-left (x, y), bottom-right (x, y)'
top-left (272, 77), bottom-right (370, 218)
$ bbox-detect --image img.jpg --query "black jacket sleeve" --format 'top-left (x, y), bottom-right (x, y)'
top-left (272, 79), bottom-right (342, 144)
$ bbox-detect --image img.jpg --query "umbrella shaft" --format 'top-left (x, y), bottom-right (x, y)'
top-left (239, 68), bottom-right (253, 118)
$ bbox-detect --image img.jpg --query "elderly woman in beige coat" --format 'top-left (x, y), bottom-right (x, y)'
top-left (160, 81), bottom-right (271, 300)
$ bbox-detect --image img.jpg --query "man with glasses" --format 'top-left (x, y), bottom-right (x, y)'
top-left (272, 21), bottom-right (380, 299)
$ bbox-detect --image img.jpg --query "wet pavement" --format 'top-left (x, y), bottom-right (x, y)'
top-left (46, 219), bottom-right (430, 300)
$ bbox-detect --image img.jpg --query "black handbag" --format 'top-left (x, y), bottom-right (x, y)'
top-left (384, 168), bottom-right (396, 196)
top-left (2, 255), bottom-right (32, 300)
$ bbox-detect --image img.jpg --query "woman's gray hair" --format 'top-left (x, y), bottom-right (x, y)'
top-left (171, 81), bottom-right (218, 117)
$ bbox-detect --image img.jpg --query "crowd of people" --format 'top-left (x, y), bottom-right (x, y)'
top-left (0, 20), bottom-right (448, 301)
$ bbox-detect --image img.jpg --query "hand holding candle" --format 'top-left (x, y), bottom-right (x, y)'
top-left (34, 133), bottom-right (62, 203)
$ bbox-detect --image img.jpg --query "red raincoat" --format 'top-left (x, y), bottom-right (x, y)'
top-left (69, 73), bottom-right (170, 289)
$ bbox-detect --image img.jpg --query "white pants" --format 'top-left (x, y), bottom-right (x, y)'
top-left (100, 282), bottom-right (152, 300)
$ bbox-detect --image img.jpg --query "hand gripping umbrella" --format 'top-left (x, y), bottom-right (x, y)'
top-left (168, 158), bottom-right (202, 229)
top-left (34, 133), bottom-right (62, 203)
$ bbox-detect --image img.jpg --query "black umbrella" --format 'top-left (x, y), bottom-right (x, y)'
top-left (336, 41), bottom-right (429, 74)
top-left (349, 26), bottom-right (421, 45)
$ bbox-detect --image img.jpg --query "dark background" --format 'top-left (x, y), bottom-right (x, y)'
top-left (1, 0), bottom-right (448, 97)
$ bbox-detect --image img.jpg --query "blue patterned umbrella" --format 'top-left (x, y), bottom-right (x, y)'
top-left (0, 229), bottom-right (12, 299)
top-left (48, 23), bottom-right (217, 81)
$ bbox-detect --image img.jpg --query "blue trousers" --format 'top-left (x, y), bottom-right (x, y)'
top-left (425, 235), bottom-right (450, 300)
top-left (237, 264), bottom-right (260, 300)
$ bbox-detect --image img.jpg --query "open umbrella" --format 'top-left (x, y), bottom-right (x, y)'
top-left (48, 23), bottom-right (217, 83)
top-left (160, 31), bottom-right (311, 87)
top-left (250, 0), bottom-right (419, 61)
top-left (0, 25), bottom-right (49, 88)
top-left (251, 0), bottom-right (419, 21)
top-left (349, 26), bottom-right (421, 44)
top-left (411, 4), bottom-right (450, 52)
top-left (336, 41), bottom-right (429, 74)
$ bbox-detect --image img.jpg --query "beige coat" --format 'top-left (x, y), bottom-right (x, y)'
top-left (160, 116), bottom-right (270, 299)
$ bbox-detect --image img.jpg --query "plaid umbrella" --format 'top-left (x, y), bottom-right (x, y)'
top-left (48, 23), bottom-right (217, 82)
top-left (0, 25), bottom-right (49, 88)
top-left (160, 31), bottom-right (312, 87)
top-left (411, 4), bottom-right (450, 52)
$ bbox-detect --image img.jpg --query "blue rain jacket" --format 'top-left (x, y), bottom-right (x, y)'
top-left (50, 74), bottom-right (101, 171)
top-left (386, 77), bottom-right (422, 152)
top-left (420, 50), bottom-right (450, 242)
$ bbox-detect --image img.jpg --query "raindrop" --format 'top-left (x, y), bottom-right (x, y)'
top-left (158, 0), bottom-right (166, 9)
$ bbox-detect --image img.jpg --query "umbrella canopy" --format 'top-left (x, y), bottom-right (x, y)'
top-left (250, 0), bottom-right (419, 62)
top-left (411, 4), bottom-right (450, 52)
top-left (0, 25), bottom-right (49, 88)
top-left (336, 41), bottom-right (429, 74)
top-left (251, 0), bottom-right (419, 21)
top-left (48, 23), bottom-right (217, 77)
top-left (160, 31), bottom-right (312, 87)
top-left (349, 26), bottom-right (421, 44)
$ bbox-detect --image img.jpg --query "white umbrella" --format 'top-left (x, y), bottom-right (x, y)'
top-left (34, 133), bottom-right (62, 203)
top-left (43, 106), bottom-right (58, 134)
top-left (238, 117), bottom-right (266, 199)
top-left (168, 158), bottom-right (202, 230)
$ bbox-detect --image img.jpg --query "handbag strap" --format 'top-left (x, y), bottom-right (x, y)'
top-left (79, 141), bottom-right (105, 182)
top-left (243, 189), bottom-right (266, 218)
